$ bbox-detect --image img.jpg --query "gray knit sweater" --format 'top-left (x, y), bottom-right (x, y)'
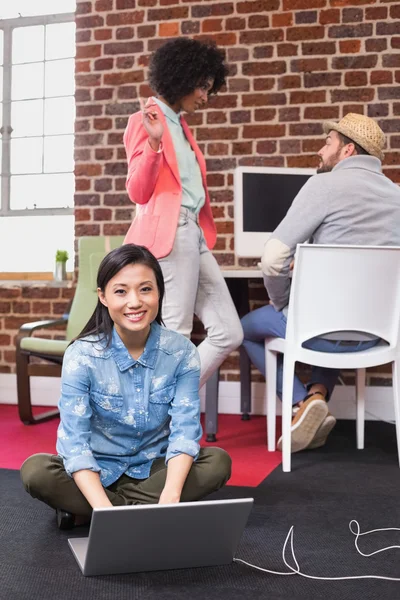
top-left (262, 155), bottom-right (400, 313)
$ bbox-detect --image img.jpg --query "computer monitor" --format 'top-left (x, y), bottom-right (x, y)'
top-left (234, 166), bottom-right (315, 258)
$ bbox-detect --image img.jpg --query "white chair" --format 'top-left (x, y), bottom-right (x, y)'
top-left (265, 244), bottom-right (400, 472)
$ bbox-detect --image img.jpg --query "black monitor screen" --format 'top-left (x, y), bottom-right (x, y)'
top-left (242, 172), bottom-right (311, 233)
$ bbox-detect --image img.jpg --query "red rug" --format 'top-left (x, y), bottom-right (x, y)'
top-left (0, 405), bottom-right (282, 487)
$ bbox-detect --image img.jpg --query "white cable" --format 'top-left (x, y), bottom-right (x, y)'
top-left (234, 520), bottom-right (400, 581)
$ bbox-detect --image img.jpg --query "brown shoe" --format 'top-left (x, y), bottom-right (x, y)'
top-left (277, 393), bottom-right (329, 453)
top-left (307, 414), bottom-right (337, 449)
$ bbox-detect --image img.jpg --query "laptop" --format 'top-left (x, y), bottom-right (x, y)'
top-left (68, 497), bottom-right (254, 576)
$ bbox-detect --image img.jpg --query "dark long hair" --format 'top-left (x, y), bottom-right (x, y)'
top-left (74, 244), bottom-right (165, 347)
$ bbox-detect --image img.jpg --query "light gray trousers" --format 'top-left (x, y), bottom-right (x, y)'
top-left (159, 208), bottom-right (244, 388)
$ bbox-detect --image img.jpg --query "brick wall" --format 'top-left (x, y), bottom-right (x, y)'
top-left (1, 0), bottom-right (399, 380)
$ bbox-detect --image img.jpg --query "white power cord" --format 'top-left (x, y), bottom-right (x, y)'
top-left (234, 520), bottom-right (400, 581)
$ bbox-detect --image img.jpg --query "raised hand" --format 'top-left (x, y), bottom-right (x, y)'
top-left (139, 97), bottom-right (164, 151)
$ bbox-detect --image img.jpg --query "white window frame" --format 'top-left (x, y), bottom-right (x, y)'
top-left (0, 12), bottom-right (75, 218)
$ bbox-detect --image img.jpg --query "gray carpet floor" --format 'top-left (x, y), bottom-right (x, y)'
top-left (1, 420), bottom-right (400, 600)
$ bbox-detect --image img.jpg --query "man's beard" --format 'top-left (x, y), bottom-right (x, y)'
top-left (316, 149), bottom-right (342, 174)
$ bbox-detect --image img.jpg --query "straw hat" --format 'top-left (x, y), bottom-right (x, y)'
top-left (322, 113), bottom-right (385, 161)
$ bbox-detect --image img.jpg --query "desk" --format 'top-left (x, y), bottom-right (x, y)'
top-left (204, 269), bottom-right (263, 442)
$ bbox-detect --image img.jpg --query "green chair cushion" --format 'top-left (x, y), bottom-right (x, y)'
top-left (20, 337), bottom-right (70, 356)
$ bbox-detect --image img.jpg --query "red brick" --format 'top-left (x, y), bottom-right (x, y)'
top-left (319, 9), bottom-right (340, 24)
top-left (249, 14), bottom-right (269, 28)
top-left (104, 71), bottom-right (144, 86)
top-left (21, 288), bottom-right (60, 300)
top-left (75, 74), bottom-right (101, 88)
top-left (295, 10), bottom-right (317, 24)
top-left (32, 302), bottom-right (52, 314)
top-left (237, 0), bottom-right (279, 13)
top-left (242, 93), bottom-right (286, 106)
top-left (277, 43), bottom-right (298, 57)
top-left (331, 88), bottom-right (375, 102)
top-left (333, 55), bottom-right (377, 69)
top-left (243, 124), bottom-right (285, 138)
top-left (228, 79), bottom-right (250, 93)
top-left (253, 78), bottom-right (275, 91)
top-left (159, 21), bottom-right (179, 36)
top-left (368, 104), bottom-right (389, 118)
top-left (240, 29), bottom-right (284, 44)
top-left (291, 58), bottom-right (327, 72)
top-left (75, 208), bottom-right (91, 222)
top-left (230, 110), bottom-right (251, 124)
top-left (75, 164), bottom-right (102, 177)
top-left (254, 108), bottom-right (276, 121)
top-left (302, 41), bottom-right (336, 54)
top-left (279, 139), bottom-right (301, 154)
top-left (232, 142), bottom-right (253, 155)
top-left (137, 24), bottom-right (157, 38)
top-left (0, 289), bottom-right (20, 299)
top-left (304, 72), bottom-right (342, 87)
top-left (345, 71), bottom-right (368, 87)
top-left (94, 58), bottom-right (114, 71)
top-left (287, 26), bottom-right (325, 41)
top-left (94, 208), bottom-right (113, 221)
top-left (370, 71), bottom-right (393, 85)
top-left (339, 39), bottom-right (361, 54)
top-left (365, 6), bottom-right (387, 19)
top-left (207, 143), bottom-right (229, 156)
top-left (76, 15), bottom-right (104, 29)
top-left (329, 23), bottom-right (373, 38)
top-left (290, 123), bottom-right (323, 136)
top-left (279, 107), bottom-right (301, 121)
top-left (106, 11), bottom-right (144, 25)
top-left (284, 0), bottom-right (326, 6)
top-left (95, 0), bottom-right (113, 9)
top-left (287, 155), bottom-right (320, 168)
top-left (383, 55), bottom-right (400, 68)
top-left (366, 39), bottom-right (387, 53)
top-left (116, 27), bottom-right (134, 40)
top-left (148, 6), bottom-right (187, 20)
top-left (76, 60), bottom-right (91, 73)
top-left (226, 17), bottom-right (246, 30)
top-left (253, 45), bottom-right (274, 59)
top-left (0, 301), bottom-right (11, 313)
top-left (239, 156), bottom-right (284, 167)
top-left (227, 47), bottom-right (249, 62)
top-left (197, 127), bottom-right (238, 141)
top-left (278, 75), bottom-right (301, 89)
top-left (378, 88), bottom-right (400, 101)
top-left (272, 12), bottom-right (293, 27)
top-left (76, 44), bottom-right (101, 59)
top-left (304, 106), bottom-right (340, 120)
top-left (202, 18), bottom-right (223, 32)
top-left (94, 28), bottom-right (112, 41)
top-left (255, 140), bottom-right (276, 154)
top-left (75, 193), bottom-right (101, 205)
top-left (207, 111), bottom-right (227, 124)
top-left (0, 335), bottom-right (11, 345)
top-left (75, 179), bottom-right (91, 191)
top-left (207, 174), bottom-right (225, 188)
top-left (242, 61), bottom-right (286, 76)
top-left (76, 1), bottom-right (92, 14)
top-left (181, 20), bottom-right (200, 34)
top-left (290, 90), bottom-right (326, 103)
top-left (104, 42), bottom-right (143, 55)
top-left (342, 7), bottom-right (363, 23)
top-left (103, 224), bottom-right (130, 235)
top-left (117, 0), bottom-right (136, 7)
top-left (303, 138), bottom-right (324, 153)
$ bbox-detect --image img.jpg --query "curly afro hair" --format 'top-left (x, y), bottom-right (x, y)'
top-left (148, 37), bottom-right (229, 105)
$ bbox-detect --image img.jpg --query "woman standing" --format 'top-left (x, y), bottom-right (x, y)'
top-left (21, 245), bottom-right (231, 529)
top-left (123, 37), bottom-right (243, 388)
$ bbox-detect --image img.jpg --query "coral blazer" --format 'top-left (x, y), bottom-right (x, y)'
top-left (123, 100), bottom-right (217, 259)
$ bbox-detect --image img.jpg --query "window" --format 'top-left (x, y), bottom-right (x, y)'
top-left (0, 2), bottom-right (76, 274)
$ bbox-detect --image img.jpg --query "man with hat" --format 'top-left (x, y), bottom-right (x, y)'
top-left (241, 113), bottom-right (400, 453)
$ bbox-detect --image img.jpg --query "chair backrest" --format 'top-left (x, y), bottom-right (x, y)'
top-left (66, 236), bottom-right (124, 340)
top-left (286, 244), bottom-right (400, 347)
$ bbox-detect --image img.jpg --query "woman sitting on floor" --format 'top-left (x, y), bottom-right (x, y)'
top-left (20, 244), bottom-right (231, 529)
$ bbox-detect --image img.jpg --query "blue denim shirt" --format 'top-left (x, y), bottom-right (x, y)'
top-left (56, 322), bottom-right (202, 487)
